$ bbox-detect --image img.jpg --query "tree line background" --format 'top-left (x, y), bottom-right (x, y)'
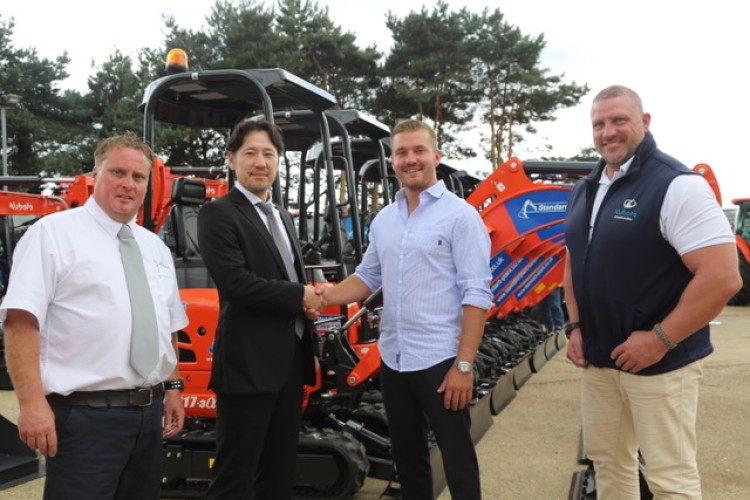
top-left (0, 0), bottom-right (594, 179)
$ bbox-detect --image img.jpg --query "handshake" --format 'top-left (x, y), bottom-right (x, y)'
top-left (302, 285), bottom-right (329, 320)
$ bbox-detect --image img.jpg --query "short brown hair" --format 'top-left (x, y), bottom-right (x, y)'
top-left (391, 119), bottom-right (438, 150)
top-left (593, 85), bottom-right (644, 113)
top-left (94, 131), bottom-right (154, 168)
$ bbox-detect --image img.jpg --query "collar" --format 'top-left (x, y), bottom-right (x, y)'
top-left (234, 183), bottom-right (268, 206)
top-left (395, 180), bottom-right (446, 203)
top-left (598, 156), bottom-right (634, 186)
top-left (586, 131), bottom-right (657, 186)
top-left (84, 198), bottom-right (138, 239)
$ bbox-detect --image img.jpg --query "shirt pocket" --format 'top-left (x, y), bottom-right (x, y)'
top-left (412, 229), bottom-right (452, 259)
top-left (144, 257), bottom-right (176, 297)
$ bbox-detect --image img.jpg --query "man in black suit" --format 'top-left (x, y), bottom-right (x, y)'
top-left (199, 119), bottom-right (324, 499)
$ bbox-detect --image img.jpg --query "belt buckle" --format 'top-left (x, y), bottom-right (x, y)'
top-left (136, 387), bottom-right (154, 407)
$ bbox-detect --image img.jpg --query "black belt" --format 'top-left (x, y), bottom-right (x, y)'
top-left (46, 384), bottom-right (164, 408)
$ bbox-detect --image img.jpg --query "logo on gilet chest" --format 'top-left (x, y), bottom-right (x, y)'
top-left (613, 198), bottom-right (638, 222)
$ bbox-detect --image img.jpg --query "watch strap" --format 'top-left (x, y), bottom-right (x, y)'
top-left (653, 323), bottom-right (678, 350)
top-left (163, 378), bottom-right (184, 391)
top-left (564, 322), bottom-right (581, 339)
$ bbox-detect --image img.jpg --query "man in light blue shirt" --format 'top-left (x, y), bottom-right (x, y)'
top-left (322, 119), bottom-right (491, 499)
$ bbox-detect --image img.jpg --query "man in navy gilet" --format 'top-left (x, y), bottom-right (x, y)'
top-left (563, 85), bottom-right (741, 498)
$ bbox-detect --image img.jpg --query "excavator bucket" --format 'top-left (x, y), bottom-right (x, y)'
top-left (466, 158), bottom-right (570, 320)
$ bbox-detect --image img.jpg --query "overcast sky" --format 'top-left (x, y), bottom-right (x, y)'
top-left (4, 0), bottom-right (748, 206)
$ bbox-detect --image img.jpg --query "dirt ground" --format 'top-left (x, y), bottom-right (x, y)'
top-left (1, 306), bottom-right (748, 499)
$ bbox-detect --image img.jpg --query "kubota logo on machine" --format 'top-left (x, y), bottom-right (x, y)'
top-left (8, 202), bottom-right (35, 211)
top-left (517, 199), bottom-right (567, 219)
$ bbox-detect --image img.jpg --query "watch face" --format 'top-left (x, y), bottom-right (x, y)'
top-left (456, 361), bottom-right (472, 373)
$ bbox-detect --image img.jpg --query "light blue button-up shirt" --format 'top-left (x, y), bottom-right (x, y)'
top-left (354, 181), bottom-right (492, 372)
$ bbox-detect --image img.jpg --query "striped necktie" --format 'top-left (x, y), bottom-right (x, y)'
top-left (256, 202), bottom-right (304, 338)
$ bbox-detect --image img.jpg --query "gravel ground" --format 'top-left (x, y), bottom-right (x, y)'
top-left (2, 306), bottom-right (748, 499)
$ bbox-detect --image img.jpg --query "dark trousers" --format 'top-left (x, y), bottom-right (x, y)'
top-left (206, 338), bottom-right (304, 500)
top-left (45, 399), bottom-right (164, 500)
top-left (381, 358), bottom-right (481, 500)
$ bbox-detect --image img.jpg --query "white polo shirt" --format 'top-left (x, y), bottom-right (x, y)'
top-left (591, 160), bottom-right (734, 254)
top-left (0, 198), bottom-right (188, 394)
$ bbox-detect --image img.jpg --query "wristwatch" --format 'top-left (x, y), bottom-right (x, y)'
top-left (454, 360), bottom-right (474, 374)
top-left (564, 322), bottom-right (581, 339)
top-left (163, 378), bottom-right (185, 392)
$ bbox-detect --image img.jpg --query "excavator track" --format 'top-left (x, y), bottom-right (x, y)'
top-left (160, 424), bottom-right (370, 499)
top-left (294, 428), bottom-right (369, 499)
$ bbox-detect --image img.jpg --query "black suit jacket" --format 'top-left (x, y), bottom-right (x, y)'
top-left (198, 188), bottom-right (317, 394)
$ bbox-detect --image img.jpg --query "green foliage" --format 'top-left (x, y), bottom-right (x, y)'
top-left (203, 0), bottom-right (280, 69)
top-left (469, 8), bottom-right (588, 166)
top-left (88, 51), bottom-right (143, 134)
top-left (537, 146), bottom-right (599, 162)
top-left (0, 15), bottom-right (91, 176)
top-left (567, 147), bottom-right (599, 162)
top-left (1, 2), bottom-right (590, 178)
top-left (276, 0), bottom-right (382, 108)
top-left (378, 1), bottom-right (479, 142)
top-left (374, 3), bottom-right (586, 165)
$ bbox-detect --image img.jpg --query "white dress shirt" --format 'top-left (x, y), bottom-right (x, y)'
top-left (0, 198), bottom-right (188, 394)
top-left (233, 184), bottom-right (294, 256)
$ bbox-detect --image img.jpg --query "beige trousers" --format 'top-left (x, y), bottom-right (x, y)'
top-left (580, 360), bottom-right (704, 500)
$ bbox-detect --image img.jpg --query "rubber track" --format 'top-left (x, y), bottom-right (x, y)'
top-left (293, 428), bottom-right (369, 499)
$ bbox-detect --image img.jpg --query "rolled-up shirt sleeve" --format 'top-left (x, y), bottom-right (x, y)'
top-left (453, 206), bottom-right (493, 311)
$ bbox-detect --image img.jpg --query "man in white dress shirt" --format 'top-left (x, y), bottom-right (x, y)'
top-left (1, 132), bottom-right (188, 499)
